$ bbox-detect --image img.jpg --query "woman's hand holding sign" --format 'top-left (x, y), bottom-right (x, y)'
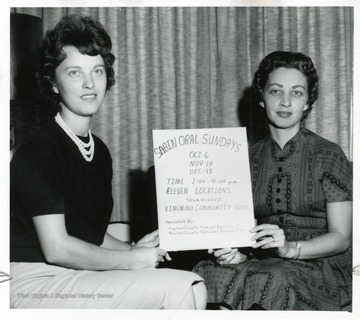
top-left (208, 248), bottom-right (247, 265)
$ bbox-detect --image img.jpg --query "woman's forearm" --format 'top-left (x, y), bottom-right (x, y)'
top-left (278, 201), bottom-right (352, 260)
top-left (44, 234), bottom-right (135, 270)
top-left (100, 232), bottom-right (132, 250)
top-left (33, 214), bottom-right (142, 270)
top-left (288, 231), bottom-right (350, 260)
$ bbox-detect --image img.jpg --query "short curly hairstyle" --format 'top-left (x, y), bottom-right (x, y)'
top-left (252, 51), bottom-right (319, 119)
top-left (37, 14), bottom-right (115, 107)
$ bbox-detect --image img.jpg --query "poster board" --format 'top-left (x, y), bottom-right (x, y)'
top-left (153, 127), bottom-right (256, 251)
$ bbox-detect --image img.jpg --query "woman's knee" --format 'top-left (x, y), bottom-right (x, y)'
top-left (192, 281), bottom-right (207, 310)
top-left (178, 281), bottom-right (207, 309)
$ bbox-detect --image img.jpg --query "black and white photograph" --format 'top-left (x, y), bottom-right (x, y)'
top-left (1, 1), bottom-right (359, 319)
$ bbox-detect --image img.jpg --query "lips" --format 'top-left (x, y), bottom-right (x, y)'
top-left (277, 112), bottom-right (292, 118)
top-left (81, 94), bottom-right (97, 100)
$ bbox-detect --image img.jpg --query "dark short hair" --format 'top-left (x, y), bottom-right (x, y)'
top-left (252, 51), bottom-right (319, 119)
top-left (38, 14), bottom-right (115, 106)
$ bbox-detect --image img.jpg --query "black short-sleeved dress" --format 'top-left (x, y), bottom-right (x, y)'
top-left (10, 120), bottom-right (204, 309)
top-left (10, 120), bottom-right (114, 262)
top-left (193, 128), bottom-right (352, 310)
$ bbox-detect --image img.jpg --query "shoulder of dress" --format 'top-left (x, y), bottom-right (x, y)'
top-left (249, 136), bottom-right (268, 153)
top-left (301, 130), bottom-right (349, 166)
top-left (91, 134), bottom-right (112, 160)
top-left (92, 134), bottom-right (109, 149)
top-left (302, 128), bottom-right (341, 148)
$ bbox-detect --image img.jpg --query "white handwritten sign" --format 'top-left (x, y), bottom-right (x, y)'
top-left (152, 127), bottom-right (255, 251)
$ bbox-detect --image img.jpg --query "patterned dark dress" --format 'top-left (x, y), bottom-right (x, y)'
top-left (193, 128), bottom-right (352, 310)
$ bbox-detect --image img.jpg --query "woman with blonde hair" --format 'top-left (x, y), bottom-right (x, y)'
top-left (10, 14), bottom-right (206, 309)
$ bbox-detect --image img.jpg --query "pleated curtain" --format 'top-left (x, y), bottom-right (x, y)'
top-left (11, 7), bottom-right (353, 222)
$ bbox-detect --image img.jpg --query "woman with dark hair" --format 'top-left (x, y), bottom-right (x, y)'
top-left (194, 51), bottom-right (352, 310)
top-left (10, 14), bottom-right (206, 309)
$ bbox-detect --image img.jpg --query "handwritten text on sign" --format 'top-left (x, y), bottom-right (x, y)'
top-left (153, 128), bottom-right (255, 251)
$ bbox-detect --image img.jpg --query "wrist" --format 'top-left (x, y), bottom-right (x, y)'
top-left (293, 241), bottom-right (302, 259)
top-left (126, 247), bottom-right (136, 269)
top-left (277, 241), bottom-right (299, 259)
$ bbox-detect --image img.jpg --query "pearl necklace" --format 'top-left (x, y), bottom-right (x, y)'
top-left (55, 113), bottom-right (95, 162)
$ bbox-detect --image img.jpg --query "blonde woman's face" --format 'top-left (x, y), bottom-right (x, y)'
top-left (52, 45), bottom-right (107, 117)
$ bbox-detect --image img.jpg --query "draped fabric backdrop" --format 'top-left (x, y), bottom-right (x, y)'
top-left (11, 7), bottom-right (353, 222)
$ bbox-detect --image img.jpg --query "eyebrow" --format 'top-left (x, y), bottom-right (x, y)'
top-left (268, 83), bottom-right (306, 90)
top-left (64, 64), bottom-right (105, 71)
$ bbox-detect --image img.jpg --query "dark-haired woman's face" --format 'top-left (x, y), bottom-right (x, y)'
top-left (52, 45), bottom-right (107, 117)
top-left (260, 67), bottom-right (309, 131)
